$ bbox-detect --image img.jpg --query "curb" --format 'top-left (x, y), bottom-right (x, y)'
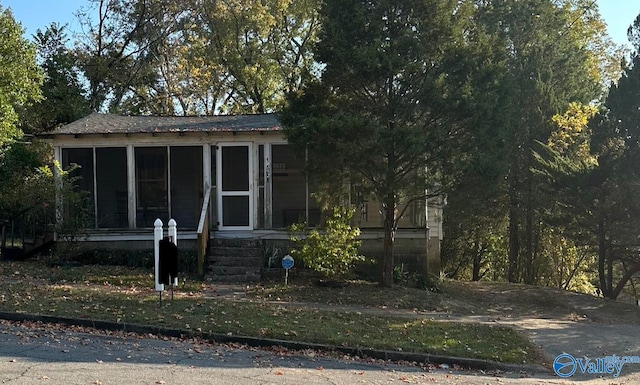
top-left (0, 311), bottom-right (548, 374)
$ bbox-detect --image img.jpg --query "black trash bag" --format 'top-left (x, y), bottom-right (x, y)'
top-left (158, 237), bottom-right (178, 285)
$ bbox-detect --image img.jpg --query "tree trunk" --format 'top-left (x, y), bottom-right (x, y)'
top-left (607, 254), bottom-right (614, 295)
top-left (472, 239), bottom-right (481, 281)
top-left (597, 218), bottom-right (608, 297)
top-left (523, 167), bottom-right (535, 284)
top-left (381, 195), bottom-right (396, 288)
top-left (611, 264), bottom-right (640, 300)
top-left (507, 164), bottom-right (519, 282)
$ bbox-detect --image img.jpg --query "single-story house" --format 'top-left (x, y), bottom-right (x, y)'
top-left (45, 113), bottom-right (442, 280)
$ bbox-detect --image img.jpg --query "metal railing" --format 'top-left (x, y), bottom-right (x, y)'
top-left (1, 205), bottom-right (55, 260)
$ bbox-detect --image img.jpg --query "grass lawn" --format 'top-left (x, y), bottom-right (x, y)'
top-left (0, 260), bottom-right (540, 365)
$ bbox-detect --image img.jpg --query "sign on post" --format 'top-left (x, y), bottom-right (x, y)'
top-left (282, 255), bottom-right (294, 285)
top-left (154, 218), bottom-right (179, 304)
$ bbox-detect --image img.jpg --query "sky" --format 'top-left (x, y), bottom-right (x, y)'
top-left (1, 0), bottom-right (639, 48)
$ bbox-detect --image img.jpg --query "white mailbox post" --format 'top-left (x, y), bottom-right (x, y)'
top-left (168, 218), bottom-right (178, 286)
top-left (153, 218), bottom-right (164, 292)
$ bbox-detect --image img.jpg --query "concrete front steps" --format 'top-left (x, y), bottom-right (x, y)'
top-left (206, 238), bottom-right (262, 282)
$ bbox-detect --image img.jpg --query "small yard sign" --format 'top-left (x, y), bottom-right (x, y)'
top-left (282, 255), bottom-right (294, 285)
top-left (282, 255), bottom-right (294, 269)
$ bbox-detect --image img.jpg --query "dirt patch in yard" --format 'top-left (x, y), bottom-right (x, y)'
top-left (255, 279), bottom-right (640, 325)
top-left (438, 281), bottom-right (640, 325)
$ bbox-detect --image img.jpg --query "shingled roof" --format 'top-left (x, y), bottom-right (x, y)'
top-left (49, 113), bottom-right (281, 135)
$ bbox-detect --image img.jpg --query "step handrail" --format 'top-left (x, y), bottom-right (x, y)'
top-left (196, 187), bottom-right (213, 278)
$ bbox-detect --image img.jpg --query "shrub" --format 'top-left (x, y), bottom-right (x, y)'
top-left (289, 206), bottom-right (365, 280)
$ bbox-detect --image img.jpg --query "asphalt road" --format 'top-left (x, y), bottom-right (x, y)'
top-left (2, 320), bottom-right (640, 385)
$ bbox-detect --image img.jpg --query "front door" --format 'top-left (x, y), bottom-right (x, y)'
top-left (217, 143), bottom-right (253, 230)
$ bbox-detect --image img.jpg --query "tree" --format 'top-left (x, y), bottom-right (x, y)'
top-left (195, 0), bottom-right (320, 114)
top-left (578, 12), bottom-right (640, 298)
top-left (0, 6), bottom-right (42, 145)
top-left (284, 0), bottom-right (492, 287)
top-left (118, 31), bottom-right (228, 115)
top-left (533, 11), bottom-right (640, 298)
top-left (74, 0), bottom-right (184, 112)
top-left (476, 0), bottom-right (604, 284)
top-left (77, 0), bottom-right (320, 115)
top-left (21, 23), bottom-right (90, 133)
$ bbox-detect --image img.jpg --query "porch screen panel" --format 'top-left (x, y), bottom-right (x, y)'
top-left (222, 196), bottom-right (250, 226)
top-left (95, 148), bottom-right (128, 228)
top-left (271, 144), bottom-right (319, 228)
top-left (222, 146), bottom-right (249, 191)
top-left (61, 148), bottom-right (95, 227)
top-left (135, 147), bottom-right (168, 227)
top-left (170, 146), bottom-right (202, 229)
top-left (220, 145), bottom-right (251, 227)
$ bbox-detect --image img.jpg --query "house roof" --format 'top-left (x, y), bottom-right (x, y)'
top-left (48, 113), bottom-right (281, 136)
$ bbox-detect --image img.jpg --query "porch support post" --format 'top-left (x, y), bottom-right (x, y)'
top-left (264, 143), bottom-right (272, 228)
top-left (253, 143), bottom-right (260, 229)
top-left (203, 144), bottom-right (211, 193)
top-left (127, 145), bottom-right (136, 228)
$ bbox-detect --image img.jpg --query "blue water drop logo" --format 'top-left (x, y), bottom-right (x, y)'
top-left (554, 353), bottom-right (577, 378)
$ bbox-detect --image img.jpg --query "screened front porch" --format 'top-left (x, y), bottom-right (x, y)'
top-left (59, 142), bottom-right (320, 233)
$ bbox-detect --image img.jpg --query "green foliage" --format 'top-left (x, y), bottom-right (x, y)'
top-left (21, 23), bottom-right (90, 133)
top-left (534, 229), bottom-right (597, 294)
top-left (72, 0), bottom-right (320, 115)
top-left (0, 6), bottom-right (42, 145)
top-left (284, 0), bottom-right (488, 287)
top-left (75, 0), bottom-right (183, 112)
top-left (393, 264), bottom-right (442, 292)
top-left (196, 0), bottom-right (320, 114)
top-left (530, 13), bottom-right (640, 299)
top-left (289, 206), bottom-right (364, 280)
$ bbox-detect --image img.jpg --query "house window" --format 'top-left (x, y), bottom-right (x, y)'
top-left (135, 147), bottom-right (168, 227)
